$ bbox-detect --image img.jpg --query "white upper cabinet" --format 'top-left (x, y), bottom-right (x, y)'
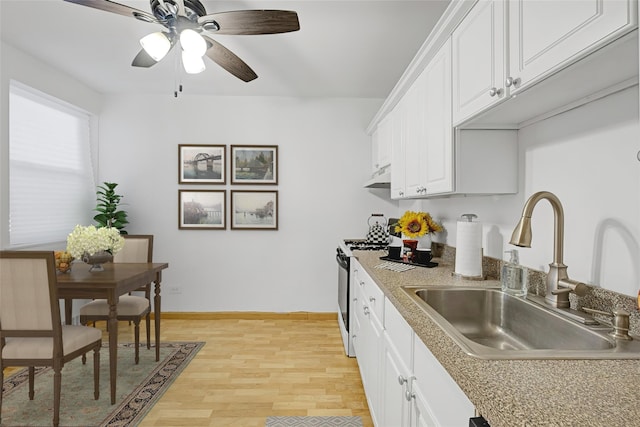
top-left (371, 114), bottom-right (392, 174)
top-left (372, 0), bottom-right (637, 197)
top-left (391, 39), bottom-right (517, 200)
top-left (390, 98), bottom-right (407, 199)
top-left (451, 0), bottom-right (637, 126)
top-left (452, 0), bottom-right (506, 124)
top-left (403, 67), bottom-right (428, 197)
top-left (508, 0), bottom-right (635, 94)
top-left (423, 39), bottom-right (453, 195)
top-left (393, 39), bottom-right (454, 198)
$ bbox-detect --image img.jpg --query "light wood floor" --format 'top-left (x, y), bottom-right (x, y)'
top-left (2, 315), bottom-right (373, 427)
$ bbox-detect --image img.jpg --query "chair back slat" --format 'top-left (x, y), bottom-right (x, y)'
top-left (0, 254), bottom-right (57, 331)
top-left (113, 235), bottom-right (153, 263)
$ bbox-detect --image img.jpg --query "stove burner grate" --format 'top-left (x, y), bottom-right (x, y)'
top-left (344, 239), bottom-right (388, 251)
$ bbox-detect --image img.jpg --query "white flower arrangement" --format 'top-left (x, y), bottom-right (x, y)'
top-left (66, 225), bottom-right (125, 259)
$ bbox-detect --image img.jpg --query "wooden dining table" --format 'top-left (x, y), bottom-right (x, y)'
top-left (56, 261), bottom-right (169, 404)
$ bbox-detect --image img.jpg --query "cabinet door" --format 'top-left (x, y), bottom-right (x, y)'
top-left (358, 294), bottom-right (382, 425)
top-left (353, 270), bottom-right (383, 426)
top-left (424, 39), bottom-right (453, 195)
top-left (371, 127), bottom-right (380, 175)
top-left (377, 114), bottom-right (392, 171)
top-left (381, 334), bottom-right (411, 427)
top-left (409, 380), bottom-right (438, 427)
top-left (452, 0), bottom-right (506, 124)
top-left (412, 336), bottom-right (474, 426)
top-left (508, 0), bottom-right (635, 93)
top-left (403, 74), bottom-right (427, 197)
top-left (372, 114), bottom-right (393, 174)
top-left (390, 97), bottom-right (407, 199)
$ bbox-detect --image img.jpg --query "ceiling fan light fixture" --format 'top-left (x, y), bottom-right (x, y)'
top-left (182, 51), bottom-right (206, 74)
top-left (180, 29), bottom-right (207, 56)
top-left (140, 32), bottom-right (172, 61)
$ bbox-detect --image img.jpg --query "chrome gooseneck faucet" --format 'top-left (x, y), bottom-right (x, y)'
top-left (510, 191), bottom-right (588, 308)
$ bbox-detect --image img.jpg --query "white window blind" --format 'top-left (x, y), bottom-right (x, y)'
top-left (9, 81), bottom-right (96, 247)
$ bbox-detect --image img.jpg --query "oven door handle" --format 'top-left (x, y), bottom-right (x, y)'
top-left (336, 254), bottom-right (349, 270)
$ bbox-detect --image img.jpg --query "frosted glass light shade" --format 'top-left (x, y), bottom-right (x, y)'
top-left (182, 51), bottom-right (206, 74)
top-left (180, 29), bottom-right (207, 56)
top-left (140, 32), bottom-right (171, 61)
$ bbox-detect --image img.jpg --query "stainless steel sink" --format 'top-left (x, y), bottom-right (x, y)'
top-left (402, 286), bottom-right (640, 359)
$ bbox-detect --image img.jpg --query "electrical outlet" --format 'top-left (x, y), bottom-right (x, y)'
top-left (167, 286), bottom-right (182, 295)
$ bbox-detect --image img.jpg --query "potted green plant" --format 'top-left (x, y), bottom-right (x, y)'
top-left (94, 182), bottom-right (129, 234)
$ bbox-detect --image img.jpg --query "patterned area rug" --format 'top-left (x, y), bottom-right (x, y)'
top-left (265, 416), bottom-right (363, 427)
top-left (1, 341), bottom-right (204, 426)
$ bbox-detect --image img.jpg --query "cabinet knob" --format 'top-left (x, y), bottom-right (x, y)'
top-left (360, 281), bottom-right (365, 286)
top-left (398, 375), bottom-right (408, 385)
top-left (489, 87), bottom-right (503, 97)
top-left (405, 390), bottom-right (415, 401)
top-left (369, 296), bottom-right (376, 303)
top-left (505, 77), bottom-right (520, 87)
top-left (363, 306), bottom-right (370, 315)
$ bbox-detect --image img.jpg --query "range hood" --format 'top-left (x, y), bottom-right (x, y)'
top-left (364, 167), bottom-right (391, 188)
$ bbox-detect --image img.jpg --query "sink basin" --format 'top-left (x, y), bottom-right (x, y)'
top-left (402, 286), bottom-right (640, 359)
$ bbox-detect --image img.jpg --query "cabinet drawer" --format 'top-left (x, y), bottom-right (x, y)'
top-left (384, 298), bottom-right (413, 369)
top-left (357, 268), bottom-right (385, 325)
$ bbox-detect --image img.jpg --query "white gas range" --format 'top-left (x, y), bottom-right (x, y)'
top-left (336, 239), bottom-right (388, 357)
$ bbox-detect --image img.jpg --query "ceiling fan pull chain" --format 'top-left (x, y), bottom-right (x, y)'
top-left (174, 46), bottom-right (182, 97)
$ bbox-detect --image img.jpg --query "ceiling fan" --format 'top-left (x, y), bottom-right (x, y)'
top-left (63, 0), bottom-right (300, 82)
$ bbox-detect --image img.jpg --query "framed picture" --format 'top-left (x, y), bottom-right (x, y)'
top-left (179, 144), bottom-right (226, 184)
top-left (179, 190), bottom-right (226, 229)
top-left (231, 190), bottom-right (278, 230)
top-left (231, 145), bottom-right (278, 185)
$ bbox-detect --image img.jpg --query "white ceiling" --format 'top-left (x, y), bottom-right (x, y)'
top-left (0, 0), bottom-right (451, 98)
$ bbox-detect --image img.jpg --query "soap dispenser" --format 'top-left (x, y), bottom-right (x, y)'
top-left (501, 249), bottom-right (528, 297)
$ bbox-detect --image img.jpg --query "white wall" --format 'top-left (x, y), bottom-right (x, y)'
top-left (97, 94), bottom-right (399, 312)
top-left (3, 39), bottom-right (637, 307)
top-left (420, 86), bottom-right (640, 297)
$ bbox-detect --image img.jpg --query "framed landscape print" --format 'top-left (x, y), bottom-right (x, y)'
top-left (231, 190), bottom-right (278, 230)
top-left (231, 145), bottom-right (278, 185)
top-left (179, 144), bottom-right (226, 184)
top-left (179, 190), bottom-right (226, 229)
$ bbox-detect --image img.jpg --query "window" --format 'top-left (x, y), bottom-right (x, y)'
top-left (9, 81), bottom-right (96, 247)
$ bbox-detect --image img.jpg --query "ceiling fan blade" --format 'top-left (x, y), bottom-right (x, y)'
top-left (199, 10), bottom-right (300, 35)
top-left (131, 49), bottom-right (158, 68)
top-left (202, 35), bottom-right (257, 82)
top-left (63, 0), bottom-right (158, 23)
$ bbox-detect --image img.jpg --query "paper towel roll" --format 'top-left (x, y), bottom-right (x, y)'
top-left (455, 220), bottom-right (483, 278)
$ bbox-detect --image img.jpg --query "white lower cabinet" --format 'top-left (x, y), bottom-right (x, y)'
top-left (351, 261), bottom-right (384, 426)
top-left (411, 334), bottom-right (474, 426)
top-left (380, 299), bottom-right (413, 427)
top-left (351, 265), bottom-right (475, 427)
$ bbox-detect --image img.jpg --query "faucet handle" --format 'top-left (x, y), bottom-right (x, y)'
top-left (552, 278), bottom-right (589, 297)
top-left (583, 307), bottom-right (632, 341)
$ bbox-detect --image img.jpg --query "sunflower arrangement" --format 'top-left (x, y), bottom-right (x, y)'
top-left (394, 211), bottom-right (442, 238)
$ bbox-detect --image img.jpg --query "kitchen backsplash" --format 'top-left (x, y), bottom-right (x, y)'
top-left (437, 243), bottom-right (640, 336)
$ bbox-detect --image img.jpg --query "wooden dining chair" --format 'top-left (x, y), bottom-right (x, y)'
top-left (0, 251), bottom-right (102, 427)
top-left (79, 235), bottom-right (153, 364)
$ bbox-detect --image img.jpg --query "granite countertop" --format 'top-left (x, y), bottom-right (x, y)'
top-left (353, 250), bottom-right (640, 427)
